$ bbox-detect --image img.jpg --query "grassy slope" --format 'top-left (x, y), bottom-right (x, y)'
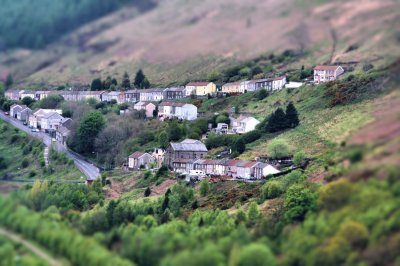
top-left (0, 120), bottom-right (82, 181)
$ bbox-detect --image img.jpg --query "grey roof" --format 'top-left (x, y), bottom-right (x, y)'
top-left (170, 139), bottom-right (207, 152)
top-left (58, 126), bottom-right (71, 135)
top-left (43, 112), bottom-right (63, 119)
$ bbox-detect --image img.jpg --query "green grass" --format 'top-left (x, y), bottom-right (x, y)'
top-left (0, 120), bottom-right (82, 181)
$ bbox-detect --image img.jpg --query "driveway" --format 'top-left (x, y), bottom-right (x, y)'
top-left (0, 111), bottom-right (100, 180)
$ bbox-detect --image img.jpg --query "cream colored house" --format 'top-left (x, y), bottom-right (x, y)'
top-left (185, 82), bottom-right (216, 96)
top-left (134, 102), bottom-right (156, 118)
top-left (221, 81), bottom-right (241, 94)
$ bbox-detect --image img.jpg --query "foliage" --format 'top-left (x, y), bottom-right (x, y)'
top-left (0, 0), bottom-right (153, 49)
top-left (21, 96), bottom-right (35, 107)
top-left (324, 75), bottom-right (378, 106)
top-left (122, 72), bottom-right (131, 89)
top-left (231, 138), bottom-right (246, 154)
top-left (236, 244), bottom-right (276, 266)
top-left (134, 69), bottom-right (151, 89)
top-left (34, 94), bottom-right (64, 109)
top-left (241, 130), bottom-right (262, 144)
top-left (284, 184), bottom-right (317, 223)
top-left (285, 102), bottom-right (300, 128)
top-left (262, 180), bottom-right (284, 199)
top-left (268, 139), bottom-right (290, 159)
top-left (293, 150), bottom-right (305, 166)
top-left (199, 180), bottom-right (210, 196)
top-left (91, 78), bottom-right (103, 91)
top-left (256, 89), bottom-right (268, 100)
top-left (74, 112), bottom-right (105, 153)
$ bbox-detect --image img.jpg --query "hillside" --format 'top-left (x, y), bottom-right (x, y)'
top-left (1, 0), bottom-right (399, 86)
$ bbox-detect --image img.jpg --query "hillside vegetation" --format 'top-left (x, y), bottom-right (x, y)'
top-left (1, 0), bottom-right (399, 86)
top-left (0, 0), bottom-right (156, 49)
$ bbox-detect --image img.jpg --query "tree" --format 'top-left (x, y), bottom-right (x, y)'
top-left (265, 108), bottom-right (286, 132)
top-left (216, 114), bottom-right (230, 124)
top-left (5, 74), bottom-right (13, 88)
top-left (90, 78), bottom-right (103, 91)
top-left (158, 132), bottom-right (169, 149)
top-left (103, 76), bottom-right (112, 90)
top-left (199, 180), bottom-right (210, 196)
top-left (247, 201), bottom-right (260, 225)
top-left (293, 150), bottom-right (305, 166)
top-left (284, 184), bottom-right (317, 223)
top-left (268, 139), bottom-right (290, 159)
top-left (236, 244), bottom-right (277, 266)
top-left (77, 112), bottom-right (105, 153)
top-left (140, 77), bottom-right (151, 89)
top-left (262, 180), bottom-right (284, 199)
top-left (121, 72), bottom-right (131, 89)
top-left (22, 96), bottom-right (35, 107)
top-left (134, 69), bottom-right (145, 88)
top-left (285, 102), bottom-right (299, 128)
top-left (167, 121), bottom-right (182, 141)
top-left (37, 94), bottom-right (64, 109)
top-left (111, 78), bottom-right (118, 86)
top-left (231, 138), bottom-right (246, 154)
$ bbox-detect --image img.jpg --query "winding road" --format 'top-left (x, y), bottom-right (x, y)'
top-left (0, 227), bottom-right (63, 266)
top-left (0, 111), bottom-right (100, 180)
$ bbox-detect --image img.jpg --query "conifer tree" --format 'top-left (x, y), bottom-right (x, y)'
top-left (121, 72), bottom-right (131, 89)
top-left (134, 69), bottom-right (145, 88)
top-left (285, 102), bottom-right (300, 128)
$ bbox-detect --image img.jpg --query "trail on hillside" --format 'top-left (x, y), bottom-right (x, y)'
top-left (0, 227), bottom-right (63, 266)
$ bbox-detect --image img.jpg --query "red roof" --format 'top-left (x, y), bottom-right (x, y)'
top-left (129, 151), bottom-right (145, 158)
top-left (186, 82), bottom-right (210, 86)
top-left (314, 65), bottom-right (340, 71)
top-left (238, 161), bottom-right (258, 168)
top-left (224, 160), bottom-right (243, 166)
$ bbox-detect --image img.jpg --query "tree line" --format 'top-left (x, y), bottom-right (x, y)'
top-left (90, 69), bottom-right (151, 91)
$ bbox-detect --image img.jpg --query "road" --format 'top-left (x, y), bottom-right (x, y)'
top-left (0, 227), bottom-right (63, 266)
top-left (0, 111), bottom-right (100, 180)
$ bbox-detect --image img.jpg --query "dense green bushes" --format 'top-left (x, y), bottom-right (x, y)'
top-left (0, 198), bottom-right (134, 266)
top-left (0, 0), bottom-right (155, 49)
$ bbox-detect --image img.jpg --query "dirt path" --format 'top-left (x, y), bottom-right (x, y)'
top-left (0, 227), bottom-right (63, 266)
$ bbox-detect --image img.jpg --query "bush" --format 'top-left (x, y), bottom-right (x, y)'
top-left (268, 139), bottom-right (290, 159)
top-left (262, 180), bottom-right (284, 199)
top-left (237, 243), bottom-right (277, 266)
top-left (21, 158), bottom-right (29, 168)
top-left (144, 187), bottom-right (151, 197)
top-left (256, 89), bottom-right (268, 100)
top-left (29, 171), bottom-right (37, 177)
top-left (199, 180), bottom-right (210, 196)
top-left (242, 130), bottom-right (262, 144)
top-left (293, 150), bottom-right (305, 166)
top-left (336, 221), bottom-right (369, 250)
top-left (284, 184), bottom-right (317, 223)
top-left (318, 179), bottom-right (354, 211)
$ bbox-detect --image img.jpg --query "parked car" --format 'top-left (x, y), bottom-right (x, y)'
top-left (4, 112), bottom-right (9, 116)
top-left (52, 138), bottom-right (56, 142)
top-left (31, 128), bottom-right (39, 132)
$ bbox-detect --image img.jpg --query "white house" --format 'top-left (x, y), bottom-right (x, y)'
top-left (128, 152), bottom-right (155, 170)
top-left (239, 80), bottom-right (257, 93)
top-left (10, 104), bottom-right (25, 118)
top-left (17, 107), bottom-right (32, 122)
top-left (271, 76), bottom-right (287, 90)
top-left (138, 89), bottom-right (164, 102)
top-left (232, 116), bottom-right (260, 134)
top-left (253, 163), bottom-right (280, 179)
top-left (41, 112), bottom-right (64, 131)
top-left (313, 65), bottom-right (344, 84)
top-left (102, 91), bottom-right (125, 104)
top-left (158, 102), bottom-right (197, 120)
top-left (177, 104), bottom-right (197, 120)
top-left (236, 161), bottom-right (259, 179)
top-left (29, 109), bottom-right (62, 129)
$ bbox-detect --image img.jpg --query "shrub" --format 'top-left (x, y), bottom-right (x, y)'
top-left (262, 180), bottom-right (284, 199)
top-left (268, 139), bottom-right (290, 159)
top-left (293, 150), bottom-right (305, 166)
top-left (284, 184), bottom-right (317, 223)
top-left (242, 130), bottom-right (262, 144)
top-left (237, 243), bottom-right (277, 266)
top-left (318, 179), bottom-right (354, 211)
top-left (29, 171), bottom-right (37, 178)
top-left (336, 221), bottom-right (369, 250)
top-left (256, 89), bottom-right (268, 100)
top-left (144, 187), bottom-right (151, 197)
top-left (281, 170), bottom-right (306, 188)
top-left (199, 180), bottom-right (210, 196)
top-left (21, 158), bottom-right (29, 168)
